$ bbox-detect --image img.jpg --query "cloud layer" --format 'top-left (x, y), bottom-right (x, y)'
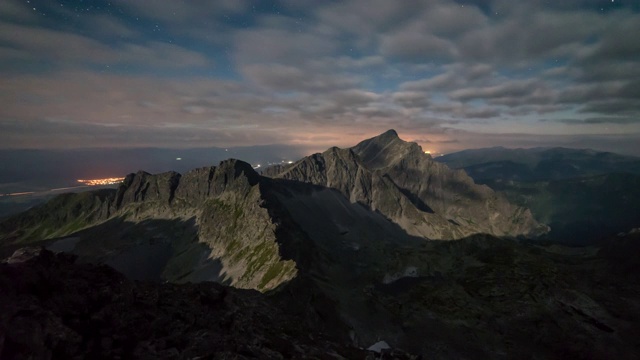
top-left (1, 0), bottom-right (639, 155)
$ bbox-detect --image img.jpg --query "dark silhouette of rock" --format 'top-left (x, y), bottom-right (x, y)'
top-left (0, 247), bottom-right (391, 360)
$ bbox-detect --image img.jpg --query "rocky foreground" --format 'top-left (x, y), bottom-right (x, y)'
top-left (3, 232), bottom-right (640, 359)
top-left (0, 247), bottom-right (416, 360)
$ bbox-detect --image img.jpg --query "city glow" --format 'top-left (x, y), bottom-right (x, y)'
top-left (77, 177), bottom-right (125, 186)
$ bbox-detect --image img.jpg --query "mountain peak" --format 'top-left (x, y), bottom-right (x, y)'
top-left (381, 129), bottom-right (398, 137)
top-left (352, 129), bottom-right (423, 169)
top-left (373, 129), bottom-right (400, 144)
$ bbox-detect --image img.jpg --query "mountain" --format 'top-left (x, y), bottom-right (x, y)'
top-left (437, 146), bottom-right (640, 182)
top-left (1, 131), bottom-right (640, 358)
top-left (0, 159), bottom-right (298, 291)
top-left (436, 147), bottom-right (640, 244)
top-left (263, 129), bottom-right (546, 239)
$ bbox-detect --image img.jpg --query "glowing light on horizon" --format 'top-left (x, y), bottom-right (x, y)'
top-left (77, 177), bottom-right (125, 186)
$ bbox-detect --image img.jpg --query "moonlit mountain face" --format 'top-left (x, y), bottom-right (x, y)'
top-left (0, 0), bottom-right (639, 154)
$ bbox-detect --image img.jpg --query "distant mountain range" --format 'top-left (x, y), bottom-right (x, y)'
top-left (1, 131), bottom-right (639, 358)
top-left (436, 146), bottom-right (640, 244)
top-left (437, 146), bottom-right (640, 182)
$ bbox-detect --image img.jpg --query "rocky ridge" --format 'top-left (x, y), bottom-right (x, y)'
top-left (0, 159), bottom-right (297, 291)
top-left (264, 129), bottom-right (546, 239)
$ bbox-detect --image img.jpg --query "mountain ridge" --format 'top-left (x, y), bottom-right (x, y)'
top-left (264, 130), bottom-right (546, 239)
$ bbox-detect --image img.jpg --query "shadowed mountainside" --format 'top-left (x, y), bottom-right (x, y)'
top-left (0, 247), bottom-right (381, 360)
top-left (3, 231), bottom-right (640, 359)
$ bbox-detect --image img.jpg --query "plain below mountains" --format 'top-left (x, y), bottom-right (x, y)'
top-left (1, 131), bottom-right (639, 359)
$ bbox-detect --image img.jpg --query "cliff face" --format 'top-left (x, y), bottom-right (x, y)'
top-left (265, 130), bottom-right (546, 239)
top-left (353, 130), bottom-right (545, 236)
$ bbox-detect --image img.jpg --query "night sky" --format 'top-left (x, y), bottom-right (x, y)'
top-left (1, 0), bottom-right (639, 155)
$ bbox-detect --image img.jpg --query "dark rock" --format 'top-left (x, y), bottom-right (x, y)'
top-left (0, 247), bottom-right (373, 359)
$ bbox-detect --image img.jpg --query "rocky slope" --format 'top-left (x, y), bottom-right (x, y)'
top-left (3, 233), bottom-right (640, 359)
top-left (264, 130), bottom-right (546, 239)
top-left (0, 247), bottom-right (387, 360)
top-left (0, 159), bottom-right (297, 291)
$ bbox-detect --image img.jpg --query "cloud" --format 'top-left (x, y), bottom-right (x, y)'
top-left (0, 0), bottom-right (639, 155)
top-left (549, 117), bottom-right (639, 125)
top-left (234, 28), bottom-right (338, 65)
top-left (400, 63), bottom-right (495, 91)
top-left (392, 91), bottom-right (431, 108)
top-left (579, 99), bottom-right (640, 115)
top-left (0, 0), bottom-right (37, 22)
top-left (577, 14), bottom-right (640, 64)
top-left (0, 22), bottom-right (210, 71)
top-left (111, 0), bottom-right (249, 23)
top-left (448, 79), bottom-right (549, 103)
top-left (317, 0), bottom-right (424, 37)
top-left (381, 33), bottom-right (457, 61)
top-left (457, 10), bottom-right (606, 62)
top-left (240, 63), bottom-right (361, 92)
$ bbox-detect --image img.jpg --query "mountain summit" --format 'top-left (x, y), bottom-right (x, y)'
top-left (265, 130), bottom-right (546, 239)
top-left (351, 129), bottom-right (424, 170)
